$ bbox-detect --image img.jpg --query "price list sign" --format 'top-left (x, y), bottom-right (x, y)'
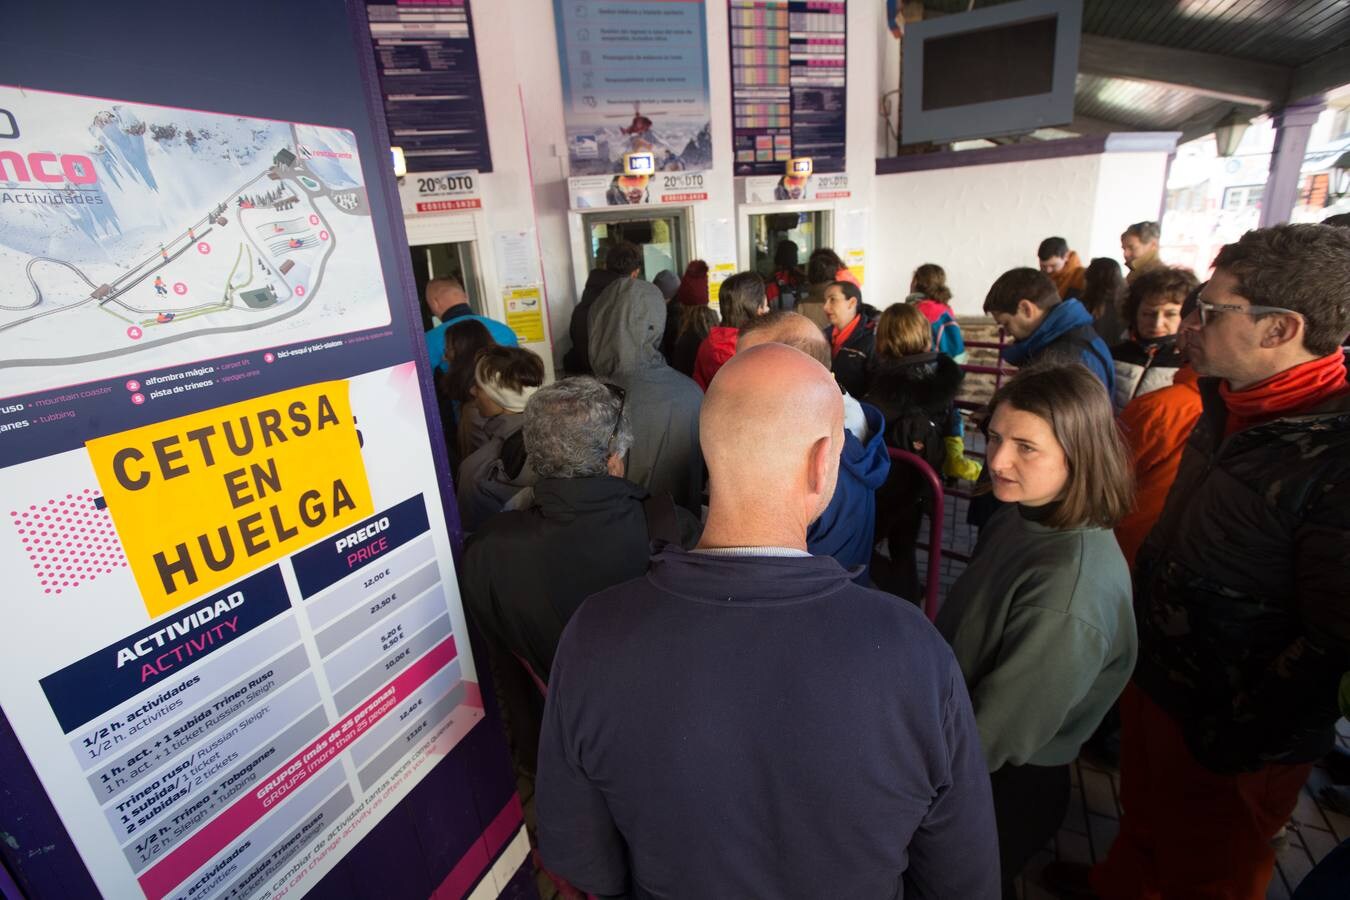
top-left (366, 0), bottom-right (493, 173)
top-left (730, 0), bottom-right (847, 177)
top-left (34, 492), bottom-right (480, 900)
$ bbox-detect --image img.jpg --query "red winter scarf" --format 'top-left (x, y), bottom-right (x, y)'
top-left (830, 313), bottom-right (861, 355)
top-left (1220, 351), bottom-right (1349, 436)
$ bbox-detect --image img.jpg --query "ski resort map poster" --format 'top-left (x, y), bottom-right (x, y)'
top-left (0, 87), bottom-right (489, 900)
top-left (0, 87), bottom-right (391, 400)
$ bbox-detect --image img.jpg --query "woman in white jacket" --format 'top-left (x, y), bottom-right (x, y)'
top-left (1109, 266), bottom-right (1200, 411)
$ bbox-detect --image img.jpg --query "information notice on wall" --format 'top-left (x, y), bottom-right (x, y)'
top-left (366, 0), bottom-right (493, 173)
top-left (729, 0), bottom-right (847, 176)
top-left (0, 85), bottom-right (487, 900)
top-left (554, 0), bottom-right (713, 177)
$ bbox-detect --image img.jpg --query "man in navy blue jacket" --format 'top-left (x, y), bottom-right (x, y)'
top-left (536, 343), bottom-right (999, 899)
top-left (984, 267), bottom-right (1116, 395)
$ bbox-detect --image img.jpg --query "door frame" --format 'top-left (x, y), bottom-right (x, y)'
top-left (568, 206), bottom-right (695, 298)
top-left (736, 202), bottom-right (836, 275)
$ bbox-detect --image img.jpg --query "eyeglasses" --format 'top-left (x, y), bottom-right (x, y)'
top-left (1196, 300), bottom-right (1300, 326)
top-left (605, 383), bottom-right (627, 455)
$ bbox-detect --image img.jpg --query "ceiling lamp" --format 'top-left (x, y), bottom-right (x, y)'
top-left (1212, 109), bottom-right (1251, 158)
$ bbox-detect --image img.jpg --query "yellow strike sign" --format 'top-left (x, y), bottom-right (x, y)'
top-left (87, 381), bottom-right (373, 617)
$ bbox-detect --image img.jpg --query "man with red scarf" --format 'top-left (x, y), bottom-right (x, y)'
top-left (1086, 224), bottom-right (1350, 899)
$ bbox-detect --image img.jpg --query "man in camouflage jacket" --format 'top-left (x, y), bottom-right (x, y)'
top-left (1092, 224), bottom-right (1350, 900)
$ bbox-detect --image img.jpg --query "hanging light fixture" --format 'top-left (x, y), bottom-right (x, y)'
top-left (1212, 108), bottom-right (1251, 158)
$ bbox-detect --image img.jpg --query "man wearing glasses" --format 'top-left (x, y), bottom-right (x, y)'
top-left (1089, 224), bottom-right (1350, 899)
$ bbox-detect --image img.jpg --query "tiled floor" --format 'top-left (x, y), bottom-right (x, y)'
top-left (916, 487), bottom-right (1350, 899)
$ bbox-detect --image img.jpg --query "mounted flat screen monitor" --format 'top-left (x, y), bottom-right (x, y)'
top-left (901, 0), bottom-right (1081, 145)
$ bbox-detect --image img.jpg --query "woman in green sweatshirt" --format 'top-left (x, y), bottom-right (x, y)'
top-left (936, 362), bottom-right (1136, 900)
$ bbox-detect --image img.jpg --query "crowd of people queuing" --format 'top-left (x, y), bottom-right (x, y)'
top-left (425, 217), bottom-right (1350, 899)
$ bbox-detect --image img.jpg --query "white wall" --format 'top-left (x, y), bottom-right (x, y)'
top-left (870, 154), bottom-right (1104, 316)
top-left (869, 147), bottom-right (1175, 317)
top-left (1087, 150), bottom-right (1173, 264)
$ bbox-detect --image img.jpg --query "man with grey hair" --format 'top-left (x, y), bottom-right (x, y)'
top-left (461, 376), bottom-right (698, 691)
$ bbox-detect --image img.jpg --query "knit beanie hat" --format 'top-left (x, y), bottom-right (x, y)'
top-left (652, 269), bottom-right (681, 301)
top-left (674, 259), bottom-right (710, 307)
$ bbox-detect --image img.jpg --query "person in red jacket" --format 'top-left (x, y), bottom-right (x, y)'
top-left (693, 271), bottom-right (768, 390)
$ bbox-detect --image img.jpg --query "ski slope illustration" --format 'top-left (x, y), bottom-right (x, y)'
top-left (0, 87), bottom-right (391, 397)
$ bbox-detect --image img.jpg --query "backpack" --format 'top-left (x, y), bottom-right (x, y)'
top-left (885, 399), bottom-right (947, 475)
top-left (932, 313), bottom-right (965, 360)
top-left (769, 271), bottom-right (801, 312)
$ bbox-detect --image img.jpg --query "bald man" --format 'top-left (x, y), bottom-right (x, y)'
top-left (422, 276), bottom-right (518, 373)
top-left (739, 312), bottom-right (891, 582)
top-left (537, 344), bottom-right (999, 899)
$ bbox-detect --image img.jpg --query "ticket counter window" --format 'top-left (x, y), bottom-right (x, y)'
top-left (583, 211), bottom-right (689, 283)
top-left (750, 211), bottom-right (831, 279)
top-left (409, 241), bottom-right (483, 331)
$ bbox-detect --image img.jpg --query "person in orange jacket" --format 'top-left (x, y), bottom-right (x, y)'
top-left (1037, 236), bottom-right (1087, 300)
top-left (1112, 284), bottom-right (1204, 568)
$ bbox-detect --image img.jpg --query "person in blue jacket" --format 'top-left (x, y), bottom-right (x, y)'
top-left (423, 276), bottom-right (518, 374)
top-left (738, 312), bottom-right (890, 583)
top-left (983, 267), bottom-right (1115, 396)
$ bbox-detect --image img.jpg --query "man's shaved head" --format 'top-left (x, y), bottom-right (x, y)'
top-left (426, 277), bottom-right (468, 316)
top-left (737, 311), bottom-right (832, 369)
top-left (700, 343), bottom-right (844, 547)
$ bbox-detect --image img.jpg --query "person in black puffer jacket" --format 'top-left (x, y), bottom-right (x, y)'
top-left (1109, 266), bottom-right (1199, 411)
top-left (821, 280), bottom-right (878, 399)
top-left (865, 303), bottom-right (963, 603)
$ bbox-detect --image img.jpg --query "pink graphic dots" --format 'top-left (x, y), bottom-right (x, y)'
top-left (9, 488), bottom-right (126, 596)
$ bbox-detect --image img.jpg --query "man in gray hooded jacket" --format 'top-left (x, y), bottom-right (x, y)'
top-left (588, 278), bottom-right (705, 513)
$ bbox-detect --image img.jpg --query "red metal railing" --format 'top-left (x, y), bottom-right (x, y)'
top-left (919, 327), bottom-right (1014, 568)
top-left (886, 448), bottom-right (945, 623)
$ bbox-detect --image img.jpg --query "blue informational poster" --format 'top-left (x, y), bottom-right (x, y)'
top-left (554, 0), bottom-right (713, 175)
top-left (0, 4), bottom-right (525, 900)
top-left (366, 0), bottom-right (494, 174)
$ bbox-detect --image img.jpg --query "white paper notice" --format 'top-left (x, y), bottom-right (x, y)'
top-left (494, 229), bottom-right (541, 288)
top-left (840, 207), bottom-right (869, 253)
top-left (705, 217), bottom-right (737, 265)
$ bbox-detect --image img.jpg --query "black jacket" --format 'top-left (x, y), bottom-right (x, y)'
top-left (460, 476), bottom-right (697, 681)
top-left (661, 302), bottom-right (716, 378)
top-left (563, 269), bottom-right (623, 374)
top-left (1133, 370), bottom-right (1350, 772)
top-left (824, 304), bottom-right (879, 398)
top-left (865, 352), bottom-right (964, 444)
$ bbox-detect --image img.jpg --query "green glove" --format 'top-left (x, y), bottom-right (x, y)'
top-left (943, 436), bottom-right (982, 482)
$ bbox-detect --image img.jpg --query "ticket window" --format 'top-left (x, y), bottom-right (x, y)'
top-left (582, 210), bottom-right (689, 283)
top-left (408, 241), bottom-right (484, 331)
top-left (750, 210), bottom-right (832, 279)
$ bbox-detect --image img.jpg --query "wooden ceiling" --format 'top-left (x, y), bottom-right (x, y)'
top-left (915, 0), bottom-right (1350, 138)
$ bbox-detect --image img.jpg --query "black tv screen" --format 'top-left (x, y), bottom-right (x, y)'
top-left (922, 17), bottom-right (1058, 111)
top-left (901, 0), bottom-right (1081, 145)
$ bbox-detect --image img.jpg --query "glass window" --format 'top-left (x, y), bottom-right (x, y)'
top-left (750, 210), bottom-right (831, 278)
top-left (583, 211), bottom-right (688, 282)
